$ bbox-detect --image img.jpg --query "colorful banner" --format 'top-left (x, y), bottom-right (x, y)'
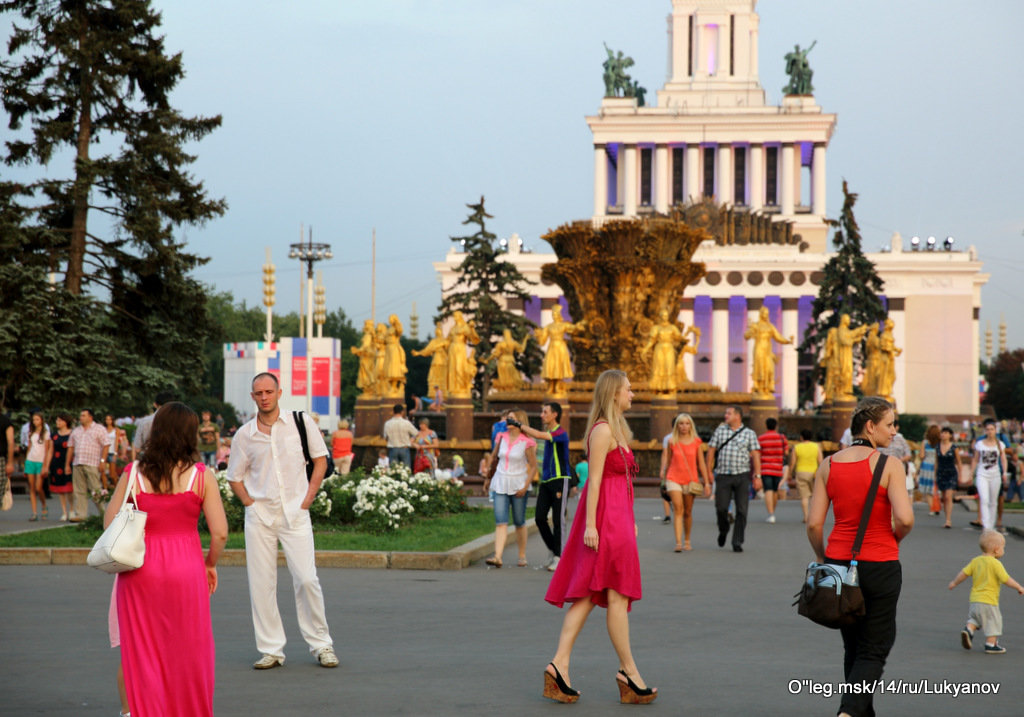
top-left (312, 357), bottom-right (331, 395)
top-left (331, 358), bottom-right (341, 395)
top-left (292, 356), bottom-right (307, 395)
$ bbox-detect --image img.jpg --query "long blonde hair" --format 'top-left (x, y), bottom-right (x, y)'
top-left (669, 412), bottom-right (696, 445)
top-left (585, 369), bottom-right (632, 454)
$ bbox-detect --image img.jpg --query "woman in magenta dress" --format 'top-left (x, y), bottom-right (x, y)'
top-left (104, 402), bottom-right (228, 717)
top-left (543, 370), bottom-right (657, 704)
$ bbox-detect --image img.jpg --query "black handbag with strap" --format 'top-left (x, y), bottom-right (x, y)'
top-left (794, 453), bottom-right (888, 629)
top-left (293, 411), bottom-right (335, 482)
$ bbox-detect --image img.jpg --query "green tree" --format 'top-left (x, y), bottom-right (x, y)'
top-left (0, 0), bottom-right (225, 411)
top-left (798, 181), bottom-right (887, 403)
top-left (436, 197), bottom-right (541, 403)
top-left (984, 349), bottom-right (1024, 420)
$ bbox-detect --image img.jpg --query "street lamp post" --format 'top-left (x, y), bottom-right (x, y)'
top-left (289, 229), bottom-right (332, 414)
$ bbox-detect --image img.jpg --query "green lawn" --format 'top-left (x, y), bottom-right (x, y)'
top-left (0, 507), bottom-right (525, 553)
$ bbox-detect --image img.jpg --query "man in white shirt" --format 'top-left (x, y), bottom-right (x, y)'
top-left (227, 372), bottom-right (338, 670)
top-left (382, 403), bottom-right (417, 469)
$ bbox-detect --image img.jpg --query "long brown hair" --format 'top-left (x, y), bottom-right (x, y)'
top-left (137, 402), bottom-right (199, 494)
top-left (585, 369), bottom-right (632, 453)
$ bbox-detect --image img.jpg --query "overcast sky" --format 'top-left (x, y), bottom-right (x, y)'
top-left (10, 1), bottom-right (1024, 348)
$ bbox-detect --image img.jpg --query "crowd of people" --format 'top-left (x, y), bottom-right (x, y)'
top-left (5, 376), bottom-right (1024, 715)
top-left (0, 400), bottom-right (236, 523)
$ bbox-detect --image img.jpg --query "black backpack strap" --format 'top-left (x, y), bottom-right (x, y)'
top-left (851, 453), bottom-right (887, 560)
top-left (293, 411), bottom-right (313, 481)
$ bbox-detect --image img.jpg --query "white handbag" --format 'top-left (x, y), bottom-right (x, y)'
top-left (87, 462), bottom-right (147, 573)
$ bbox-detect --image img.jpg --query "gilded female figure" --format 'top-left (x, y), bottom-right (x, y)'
top-left (640, 309), bottom-right (683, 393)
top-left (533, 304), bottom-right (580, 397)
top-left (446, 311), bottom-right (480, 397)
top-left (877, 319), bottom-right (902, 401)
top-left (490, 329), bottom-right (527, 392)
top-left (350, 319), bottom-right (378, 397)
top-left (744, 306), bottom-right (792, 396)
top-left (411, 322), bottom-right (449, 396)
top-left (383, 314), bottom-right (408, 397)
top-left (861, 324), bottom-right (882, 397)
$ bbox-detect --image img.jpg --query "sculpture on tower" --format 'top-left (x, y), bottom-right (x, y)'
top-left (783, 40), bottom-right (816, 95)
top-left (489, 329), bottom-right (528, 392)
top-left (411, 321), bottom-right (450, 397)
top-left (351, 319), bottom-right (379, 398)
top-left (602, 43), bottom-right (646, 106)
top-left (533, 303), bottom-right (581, 397)
top-left (744, 306), bottom-right (793, 397)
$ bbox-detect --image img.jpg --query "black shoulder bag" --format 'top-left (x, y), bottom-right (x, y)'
top-left (794, 453), bottom-right (888, 629)
top-left (293, 411), bottom-right (334, 482)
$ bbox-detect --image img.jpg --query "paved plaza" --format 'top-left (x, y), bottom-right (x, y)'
top-left (2, 497), bottom-right (1022, 716)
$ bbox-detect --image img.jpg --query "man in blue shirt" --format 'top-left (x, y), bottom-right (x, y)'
top-left (521, 402), bottom-right (575, 572)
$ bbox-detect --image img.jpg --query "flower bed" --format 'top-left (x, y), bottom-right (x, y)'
top-left (212, 464), bottom-right (468, 533)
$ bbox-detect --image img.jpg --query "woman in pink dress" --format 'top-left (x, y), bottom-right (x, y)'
top-left (104, 402), bottom-right (228, 717)
top-left (543, 370), bottom-right (657, 704)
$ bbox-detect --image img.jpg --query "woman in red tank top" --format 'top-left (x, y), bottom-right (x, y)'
top-left (807, 397), bottom-right (913, 717)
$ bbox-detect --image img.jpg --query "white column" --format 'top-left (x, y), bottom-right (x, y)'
top-left (891, 313), bottom-right (907, 410)
top-left (734, 13), bottom-right (750, 82)
top-left (749, 143), bottom-right (764, 211)
top-left (971, 311), bottom-right (981, 414)
top-left (718, 20), bottom-right (730, 77)
top-left (781, 300), bottom-right (799, 410)
top-left (693, 18), bottom-right (705, 79)
top-left (593, 145), bottom-right (607, 217)
top-left (717, 143), bottom-right (732, 204)
top-left (655, 144), bottom-right (669, 214)
top-left (671, 10), bottom-right (688, 82)
top-left (780, 142), bottom-right (795, 216)
top-left (711, 299), bottom-right (729, 391)
top-left (746, 301), bottom-right (758, 393)
top-left (685, 144), bottom-right (700, 202)
top-left (679, 301), bottom-right (695, 383)
top-left (623, 144), bottom-right (638, 217)
top-left (615, 144), bottom-right (624, 211)
top-left (749, 15), bottom-right (759, 79)
top-left (812, 142), bottom-right (827, 216)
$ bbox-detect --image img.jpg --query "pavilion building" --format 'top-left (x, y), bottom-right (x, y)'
top-left (434, 0), bottom-right (986, 417)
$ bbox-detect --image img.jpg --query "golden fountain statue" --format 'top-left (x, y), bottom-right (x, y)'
top-left (533, 304), bottom-right (581, 397)
top-left (675, 325), bottom-right (701, 385)
top-left (489, 328), bottom-right (528, 392)
top-left (373, 322), bottom-right (388, 397)
top-left (819, 327), bottom-right (839, 403)
top-left (382, 313), bottom-right (408, 398)
top-left (835, 313), bottom-right (869, 400)
top-left (350, 319), bottom-right (378, 398)
top-left (412, 321), bottom-right (450, 397)
top-left (744, 306), bottom-right (793, 397)
top-left (876, 318), bottom-right (902, 402)
top-left (640, 309), bottom-right (684, 393)
top-left (861, 323), bottom-right (881, 397)
top-left (540, 217), bottom-right (708, 382)
top-left (446, 310), bottom-right (479, 398)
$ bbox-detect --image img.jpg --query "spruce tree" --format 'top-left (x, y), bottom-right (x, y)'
top-left (437, 197), bottom-right (541, 403)
top-left (0, 0), bottom-right (226, 410)
top-left (798, 181), bottom-right (887, 403)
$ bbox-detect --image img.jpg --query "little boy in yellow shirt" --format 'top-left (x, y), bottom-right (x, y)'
top-left (948, 529), bottom-right (1024, 654)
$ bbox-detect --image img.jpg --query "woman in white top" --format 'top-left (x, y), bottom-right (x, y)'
top-left (483, 409), bottom-right (538, 567)
top-left (24, 410), bottom-right (51, 521)
top-left (970, 419), bottom-right (1007, 530)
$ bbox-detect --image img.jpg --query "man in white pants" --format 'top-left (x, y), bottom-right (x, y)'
top-left (228, 372), bottom-right (338, 669)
